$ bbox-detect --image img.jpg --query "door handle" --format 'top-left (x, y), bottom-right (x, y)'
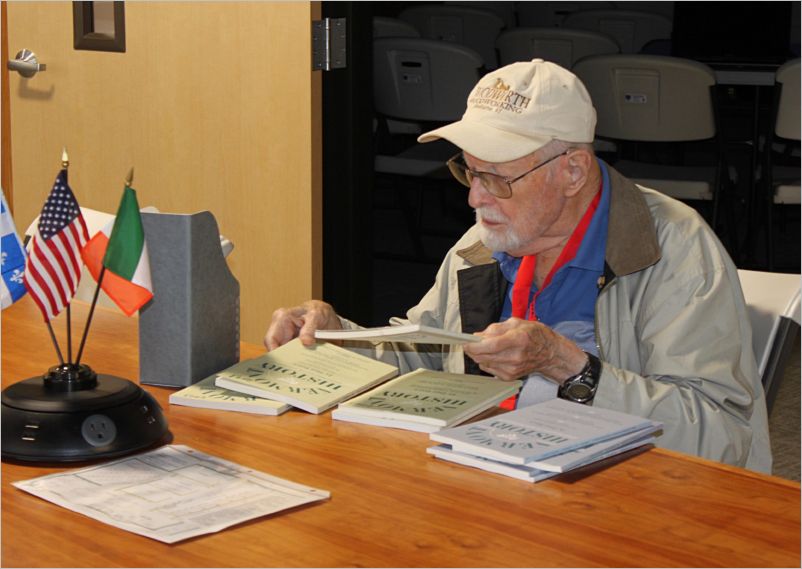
top-left (7, 49), bottom-right (47, 78)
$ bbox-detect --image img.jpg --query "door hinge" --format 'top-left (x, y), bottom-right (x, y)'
top-left (312, 18), bottom-right (346, 71)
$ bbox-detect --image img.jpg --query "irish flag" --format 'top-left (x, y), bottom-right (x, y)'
top-left (82, 186), bottom-right (153, 316)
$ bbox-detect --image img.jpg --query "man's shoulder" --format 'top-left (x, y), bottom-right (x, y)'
top-left (634, 185), bottom-right (735, 279)
top-left (637, 185), bottom-right (717, 239)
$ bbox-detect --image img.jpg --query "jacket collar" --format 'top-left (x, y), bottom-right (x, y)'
top-left (456, 162), bottom-right (661, 277)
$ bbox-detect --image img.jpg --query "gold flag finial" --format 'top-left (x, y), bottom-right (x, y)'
top-left (125, 167), bottom-right (134, 187)
top-left (61, 147), bottom-right (69, 169)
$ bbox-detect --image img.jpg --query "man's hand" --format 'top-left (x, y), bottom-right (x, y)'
top-left (264, 300), bottom-right (342, 351)
top-left (463, 318), bottom-right (587, 383)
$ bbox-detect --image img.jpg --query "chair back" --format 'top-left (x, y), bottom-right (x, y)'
top-left (373, 17), bottom-right (420, 39)
top-left (374, 38), bottom-right (482, 123)
top-left (516, 2), bottom-right (614, 28)
top-left (446, 1), bottom-right (517, 29)
top-left (398, 4), bottom-right (504, 69)
top-left (562, 9), bottom-right (672, 53)
top-left (496, 27), bottom-right (619, 68)
top-left (573, 54), bottom-right (716, 142)
top-left (775, 59), bottom-right (801, 141)
top-left (737, 269), bottom-right (801, 411)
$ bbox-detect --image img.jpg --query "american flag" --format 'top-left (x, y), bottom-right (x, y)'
top-left (23, 170), bottom-right (89, 321)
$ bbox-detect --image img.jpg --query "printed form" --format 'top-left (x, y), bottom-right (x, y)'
top-left (13, 445), bottom-right (330, 543)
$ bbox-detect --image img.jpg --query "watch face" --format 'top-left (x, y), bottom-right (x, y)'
top-left (567, 382), bottom-right (592, 400)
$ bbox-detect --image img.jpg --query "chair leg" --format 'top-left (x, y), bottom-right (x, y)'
top-left (767, 198), bottom-right (775, 271)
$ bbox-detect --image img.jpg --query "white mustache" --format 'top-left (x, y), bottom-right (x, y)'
top-left (475, 208), bottom-right (508, 224)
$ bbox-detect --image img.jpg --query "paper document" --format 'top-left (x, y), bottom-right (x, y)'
top-left (13, 445), bottom-right (330, 544)
top-left (315, 324), bottom-right (480, 345)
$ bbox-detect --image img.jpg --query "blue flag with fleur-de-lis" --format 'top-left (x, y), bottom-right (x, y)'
top-left (1, 188), bottom-right (27, 309)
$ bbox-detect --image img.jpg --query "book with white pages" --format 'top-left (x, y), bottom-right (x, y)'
top-left (215, 338), bottom-right (398, 414)
top-left (332, 369), bottom-right (520, 432)
top-left (315, 324), bottom-right (480, 345)
top-left (430, 398), bottom-right (655, 465)
top-left (427, 444), bottom-right (558, 482)
top-left (527, 421), bottom-right (662, 473)
top-left (332, 411), bottom-right (445, 433)
top-left (427, 436), bottom-right (656, 482)
top-left (169, 375), bottom-right (291, 416)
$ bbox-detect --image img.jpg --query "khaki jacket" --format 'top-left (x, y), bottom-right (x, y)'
top-left (343, 165), bottom-right (771, 473)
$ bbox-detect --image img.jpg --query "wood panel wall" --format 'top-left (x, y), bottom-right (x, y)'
top-left (7, 2), bottom-right (322, 344)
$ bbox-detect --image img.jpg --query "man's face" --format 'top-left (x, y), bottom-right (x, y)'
top-left (465, 149), bottom-right (568, 257)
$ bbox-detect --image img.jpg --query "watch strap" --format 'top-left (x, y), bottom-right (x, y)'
top-left (558, 352), bottom-right (602, 404)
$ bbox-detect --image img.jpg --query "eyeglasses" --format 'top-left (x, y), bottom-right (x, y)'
top-left (446, 150), bottom-right (570, 199)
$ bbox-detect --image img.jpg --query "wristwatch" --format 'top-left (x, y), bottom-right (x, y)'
top-left (558, 352), bottom-right (602, 404)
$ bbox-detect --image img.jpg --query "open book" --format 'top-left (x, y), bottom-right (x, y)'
top-left (215, 339), bottom-right (398, 414)
top-left (332, 369), bottom-right (521, 433)
top-left (315, 324), bottom-right (480, 345)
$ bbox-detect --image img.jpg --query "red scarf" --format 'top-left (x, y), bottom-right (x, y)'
top-left (499, 186), bottom-right (602, 410)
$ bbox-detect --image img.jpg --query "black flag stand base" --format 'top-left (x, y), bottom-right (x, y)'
top-left (1, 363), bottom-right (170, 463)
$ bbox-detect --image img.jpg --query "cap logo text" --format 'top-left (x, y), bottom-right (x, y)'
top-left (469, 78), bottom-right (531, 114)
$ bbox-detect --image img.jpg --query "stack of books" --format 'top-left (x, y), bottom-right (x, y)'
top-left (428, 398), bottom-right (662, 482)
top-left (332, 369), bottom-right (521, 433)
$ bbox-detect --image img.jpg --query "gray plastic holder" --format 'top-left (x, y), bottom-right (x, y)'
top-left (139, 211), bottom-right (240, 387)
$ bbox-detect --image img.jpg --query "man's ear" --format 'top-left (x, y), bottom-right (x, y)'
top-left (562, 149), bottom-right (593, 197)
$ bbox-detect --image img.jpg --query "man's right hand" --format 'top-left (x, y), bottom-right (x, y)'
top-left (263, 300), bottom-right (342, 351)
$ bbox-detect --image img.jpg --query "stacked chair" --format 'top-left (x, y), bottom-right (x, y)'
top-left (763, 59), bottom-right (801, 270)
top-left (496, 27), bottom-right (619, 69)
top-left (516, 2), bottom-right (614, 28)
top-left (398, 4), bottom-right (505, 69)
top-left (573, 54), bottom-right (735, 245)
top-left (372, 37), bottom-right (483, 260)
top-left (562, 8), bottom-right (672, 53)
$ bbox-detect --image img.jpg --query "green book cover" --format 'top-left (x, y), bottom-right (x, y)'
top-left (333, 369), bottom-right (521, 428)
top-left (215, 339), bottom-right (398, 414)
top-left (169, 375), bottom-right (290, 416)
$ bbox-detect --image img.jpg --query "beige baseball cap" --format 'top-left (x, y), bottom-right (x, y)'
top-left (418, 59), bottom-right (597, 163)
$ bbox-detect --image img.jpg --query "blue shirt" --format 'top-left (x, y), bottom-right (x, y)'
top-left (492, 160), bottom-right (611, 356)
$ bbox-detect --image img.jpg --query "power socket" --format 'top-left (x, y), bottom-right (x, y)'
top-left (81, 414), bottom-right (117, 447)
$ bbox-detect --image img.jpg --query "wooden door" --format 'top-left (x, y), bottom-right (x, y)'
top-left (4, 1), bottom-right (322, 344)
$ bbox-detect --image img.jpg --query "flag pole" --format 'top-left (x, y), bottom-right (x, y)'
top-left (75, 167), bottom-right (134, 366)
top-left (45, 320), bottom-right (66, 366)
top-left (62, 147), bottom-right (74, 365)
top-left (75, 265), bottom-right (105, 366)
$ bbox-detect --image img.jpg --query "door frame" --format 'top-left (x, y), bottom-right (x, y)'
top-left (321, 1), bottom-right (375, 323)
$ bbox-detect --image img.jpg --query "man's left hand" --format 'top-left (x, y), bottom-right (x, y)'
top-left (463, 318), bottom-right (588, 383)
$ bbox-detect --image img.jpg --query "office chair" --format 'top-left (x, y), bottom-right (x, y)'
top-left (516, 2), bottom-right (614, 28)
top-left (398, 4), bottom-right (504, 69)
top-left (373, 17), bottom-right (420, 39)
top-left (373, 38), bottom-right (482, 260)
top-left (562, 9), bottom-right (672, 54)
top-left (738, 269), bottom-right (801, 414)
top-left (573, 54), bottom-right (733, 235)
top-left (496, 27), bottom-right (619, 69)
top-left (764, 59), bottom-right (801, 270)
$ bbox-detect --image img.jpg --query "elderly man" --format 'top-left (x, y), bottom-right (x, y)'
top-left (265, 59), bottom-right (770, 473)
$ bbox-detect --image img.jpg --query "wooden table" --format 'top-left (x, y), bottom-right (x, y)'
top-left (2, 297), bottom-right (800, 567)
